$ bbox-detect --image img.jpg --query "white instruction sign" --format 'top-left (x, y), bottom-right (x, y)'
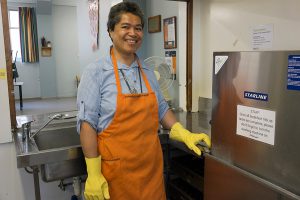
top-left (252, 24), bottom-right (273, 50)
top-left (236, 105), bottom-right (276, 145)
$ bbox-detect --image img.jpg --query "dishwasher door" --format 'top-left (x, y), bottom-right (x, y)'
top-left (204, 155), bottom-right (299, 200)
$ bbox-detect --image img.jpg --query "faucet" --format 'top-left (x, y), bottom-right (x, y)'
top-left (21, 120), bottom-right (34, 141)
top-left (29, 113), bottom-right (64, 140)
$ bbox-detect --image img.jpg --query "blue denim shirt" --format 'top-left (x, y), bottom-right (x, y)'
top-left (76, 52), bottom-right (169, 134)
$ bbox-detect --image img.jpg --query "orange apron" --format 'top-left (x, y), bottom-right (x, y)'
top-left (97, 49), bottom-right (166, 200)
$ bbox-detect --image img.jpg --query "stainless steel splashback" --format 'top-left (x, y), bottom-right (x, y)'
top-left (211, 51), bottom-right (300, 196)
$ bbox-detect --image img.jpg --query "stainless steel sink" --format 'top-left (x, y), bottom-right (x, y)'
top-left (32, 126), bottom-right (86, 182)
top-left (14, 112), bottom-right (86, 182)
top-left (34, 126), bottom-right (80, 151)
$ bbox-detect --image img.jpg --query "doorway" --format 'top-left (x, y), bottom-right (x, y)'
top-left (167, 0), bottom-right (193, 111)
top-left (3, 1), bottom-right (80, 128)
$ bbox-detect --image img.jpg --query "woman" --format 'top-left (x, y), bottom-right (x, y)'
top-left (77, 2), bottom-right (211, 200)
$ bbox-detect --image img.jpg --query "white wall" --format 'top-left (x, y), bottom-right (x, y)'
top-left (37, 14), bottom-right (57, 98)
top-left (52, 5), bottom-right (80, 97)
top-left (177, 2), bottom-right (187, 111)
top-left (76, 0), bottom-right (112, 74)
top-left (13, 62), bottom-right (41, 99)
top-left (194, 0), bottom-right (300, 111)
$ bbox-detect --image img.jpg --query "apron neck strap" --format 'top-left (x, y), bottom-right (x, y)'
top-left (111, 48), bottom-right (122, 92)
top-left (110, 47), bottom-right (153, 93)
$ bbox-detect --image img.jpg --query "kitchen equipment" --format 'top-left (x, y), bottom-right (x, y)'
top-left (205, 51), bottom-right (300, 200)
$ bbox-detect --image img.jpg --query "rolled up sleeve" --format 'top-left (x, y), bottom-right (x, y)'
top-left (158, 96), bottom-right (169, 121)
top-left (77, 63), bottom-right (102, 134)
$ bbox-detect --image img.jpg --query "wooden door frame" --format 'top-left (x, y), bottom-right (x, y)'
top-left (1, 0), bottom-right (17, 129)
top-left (168, 0), bottom-right (193, 111)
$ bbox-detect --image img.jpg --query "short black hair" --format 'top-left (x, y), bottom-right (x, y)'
top-left (107, 1), bottom-right (144, 33)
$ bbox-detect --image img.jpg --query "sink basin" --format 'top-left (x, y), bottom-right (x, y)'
top-left (15, 113), bottom-right (86, 183)
top-left (34, 126), bottom-right (80, 151)
top-left (32, 126), bottom-right (86, 182)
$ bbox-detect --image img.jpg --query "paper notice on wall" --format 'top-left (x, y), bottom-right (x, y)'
top-left (0, 68), bottom-right (6, 80)
top-left (252, 24), bottom-right (273, 50)
top-left (165, 51), bottom-right (176, 79)
top-left (236, 105), bottom-right (276, 145)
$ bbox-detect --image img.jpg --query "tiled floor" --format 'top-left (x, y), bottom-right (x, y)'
top-left (15, 97), bottom-right (77, 116)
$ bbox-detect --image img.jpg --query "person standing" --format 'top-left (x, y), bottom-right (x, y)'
top-left (77, 2), bottom-right (211, 200)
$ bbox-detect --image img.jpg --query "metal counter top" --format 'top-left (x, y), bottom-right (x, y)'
top-left (13, 109), bottom-right (211, 168)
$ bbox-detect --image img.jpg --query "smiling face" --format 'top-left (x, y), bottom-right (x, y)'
top-left (109, 12), bottom-right (143, 61)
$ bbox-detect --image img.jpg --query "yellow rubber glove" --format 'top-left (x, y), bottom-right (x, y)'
top-left (84, 156), bottom-right (110, 200)
top-left (170, 122), bottom-right (211, 156)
